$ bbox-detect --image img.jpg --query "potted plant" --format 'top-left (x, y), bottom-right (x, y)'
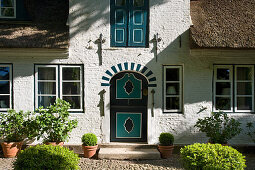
top-left (0, 110), bottom-right (39, 158)
top-left (194, 111), bottom-right (242, 145)
top-left (36, 99), bottom-right (78, 146)
top-left (158, 132), bottom-right (174, 159)
top-left (81, 133), bottom-right (98, 158)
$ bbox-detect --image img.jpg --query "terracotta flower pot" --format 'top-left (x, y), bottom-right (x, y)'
top-left (45, 142), bottom-right (64, 146)
top-left (82, 144), bottom-right (98, 158)
top-left (158, 145), bottom-right (174, 159)
top-left (1, 142), bottom-right (23, 158)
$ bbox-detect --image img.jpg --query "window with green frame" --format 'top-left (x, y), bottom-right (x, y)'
top-left (0, 0), bottom-right (15, 18)
top-left (0, 0), bottom-right (30, 20)
top-left (110, 0), bottom-right (149, 47)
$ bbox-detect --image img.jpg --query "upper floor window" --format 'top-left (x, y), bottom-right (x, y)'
top-left (213, 65), bottom-right (254, 112)
top-left (0, 0), bottom-right (16, 18)
top-left (110, 0), bottom-right (149, 47)
top-left (35, 65), bottom-right (83, 112)
top-left (0, 64), bottom-right (12, 111)
top-left (163, 66), bottom-right (183, 113)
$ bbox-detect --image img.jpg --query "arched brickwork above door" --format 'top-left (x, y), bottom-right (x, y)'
top-left (101, 62), bottom-right (157, 87)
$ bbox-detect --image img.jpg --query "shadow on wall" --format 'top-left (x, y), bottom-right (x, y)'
top-left (69, 0), bottom-right (168, 39)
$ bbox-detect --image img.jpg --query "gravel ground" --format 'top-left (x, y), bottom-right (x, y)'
top-left (0, 154), bottom-right (254, 170)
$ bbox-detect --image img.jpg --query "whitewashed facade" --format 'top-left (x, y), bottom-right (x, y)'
top-left (0, 0), bottom-right (254, 145)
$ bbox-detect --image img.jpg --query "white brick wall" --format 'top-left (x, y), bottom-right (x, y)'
top-left (0, 0), bottom-right (254, 145)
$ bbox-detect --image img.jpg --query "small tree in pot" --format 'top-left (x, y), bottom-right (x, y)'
top-left (194, 111), bottom-right (242, 144)
top-left (158, 132), bottom-right (174, 159)
top-left (81, 133), bottom-right (98, 158)
top-left (0, 110), bottom-right (39, 157)
top-left (36, 99), bottom-right (78, 146)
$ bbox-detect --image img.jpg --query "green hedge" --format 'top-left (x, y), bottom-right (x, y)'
top-left (14, 145), bottom-right (80, 170)
top-left (180, 143), bottom-right (246, 170)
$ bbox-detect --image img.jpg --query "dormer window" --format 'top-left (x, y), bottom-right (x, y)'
top-left (0, 0), bottom-right (16, 18)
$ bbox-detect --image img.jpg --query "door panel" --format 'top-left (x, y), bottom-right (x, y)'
top-left (110, 72), bottom-right (148, 142)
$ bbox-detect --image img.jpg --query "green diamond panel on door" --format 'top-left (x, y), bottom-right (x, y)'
top-left (116, 73), bottom-right (142, 99)
top-left (116, 113), bottom-right (142, 138)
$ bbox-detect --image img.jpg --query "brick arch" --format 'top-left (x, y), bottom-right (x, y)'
top-left (101, 62), bottom-right (157, 87)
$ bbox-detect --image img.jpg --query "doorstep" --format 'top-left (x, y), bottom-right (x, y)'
top-left (98, 143), bottom-right (161, 160)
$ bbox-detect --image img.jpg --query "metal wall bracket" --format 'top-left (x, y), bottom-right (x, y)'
top-left (151, 89), bottom-right (155, 117)
top-left (151, 33), bottom-right (161, 62)
top-left (95, 34), bottom-right (106, 66)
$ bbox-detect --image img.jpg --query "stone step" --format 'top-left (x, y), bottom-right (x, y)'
top-left (98, 146), bottom-right (161, 160)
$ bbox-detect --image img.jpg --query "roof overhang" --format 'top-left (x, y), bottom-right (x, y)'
top-left (0, 48), bottom-right (68, 58)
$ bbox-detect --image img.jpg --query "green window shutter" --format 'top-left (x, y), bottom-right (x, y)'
top-left (128, 0), bottom-right (148, 47)
top-left (110, 0), bottom-right (128, 47)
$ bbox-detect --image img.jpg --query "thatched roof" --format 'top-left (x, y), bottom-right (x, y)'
top-left (0, 0), bottom-right (68, 49)
top-left (190, 0), bottom-right (255, 49)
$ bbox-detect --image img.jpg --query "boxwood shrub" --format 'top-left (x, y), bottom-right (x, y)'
top-left (14, 145), bottom-right (80, 170)
top-left (159, 132), bottom-right (174, 146)
top-left (180, 143), bottom-right (246, 170)
top-left (82, 133), bottom-right (97, 146)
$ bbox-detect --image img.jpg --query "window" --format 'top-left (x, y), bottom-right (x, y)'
top-left (0, 0), bottom-right (15, 18)
top-left (110, 0), bottom-right (149, 47)
top-left (0, 64), bottom-right (12, 110)
top-left (163, 66), bottom-right (183, 112)
top-left (35, 65), bottom-right (83, 112)
top-left (214, 65), bottom-right (254, 112)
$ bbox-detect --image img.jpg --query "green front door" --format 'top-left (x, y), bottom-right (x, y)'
top-left (110, 72), bottom-right (148, 142)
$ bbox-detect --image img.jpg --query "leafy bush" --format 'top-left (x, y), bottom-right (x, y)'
top-left (14, 144), bottom-right (80, 170)
top-left (194, 111), bottom-right (241, 144)
top-left (0, 110), bottom-right (39, 142)
top-left (82, 133), bottom-right (97, 146)
top-left (36, 98), bottom-right (78, 142)
top-left (180, 143), bottom-right (246, 170)
top-left (246, 122), bottom-right (255, 143)
top-left (159, 133), bottom-right (174, 146)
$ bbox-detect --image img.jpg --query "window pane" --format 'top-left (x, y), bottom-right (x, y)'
top-left (166, 68), bottom-right (179, 81)
top-left (237, 67), bottom-right (253, 80)
top-left (217, 68), bottom-right (230, 80)
top-left (38, 82), bottom-right (56, 94)
top-left (216, 82), bottom-right (230, 95)
top-left (38, 67), bottom-right (56, 80)
top-left (63, 96), bottom-right (81, 109)
top-left (1, 8), bottom-right (14, 17)
top-left (38, 96), bottom-right (56, 108)
top-left (134, 0), bottom-right (144, 7)
top-left (0, 67), bottom-right (9, 80)
top-left (0, 95), bottom-right (9, 108)
top-left (166, 83), bottom-right (179, 95)
top-left (116, 0), bottom-right (126, 6)
top-left (62, 67), bottom-right (80, 80)
top-left (237, 97), bottom-right (252, 110)
top-left (62, 82), bottom-right (80, 95)
top-left (0, 81), bottom-right (10, 94)
top-left (216, 97), bottom-right (231, 110)
top-left (237, 82), bottom-right (252, 95)
top-left (166, 97), bottom-right (179, 110)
